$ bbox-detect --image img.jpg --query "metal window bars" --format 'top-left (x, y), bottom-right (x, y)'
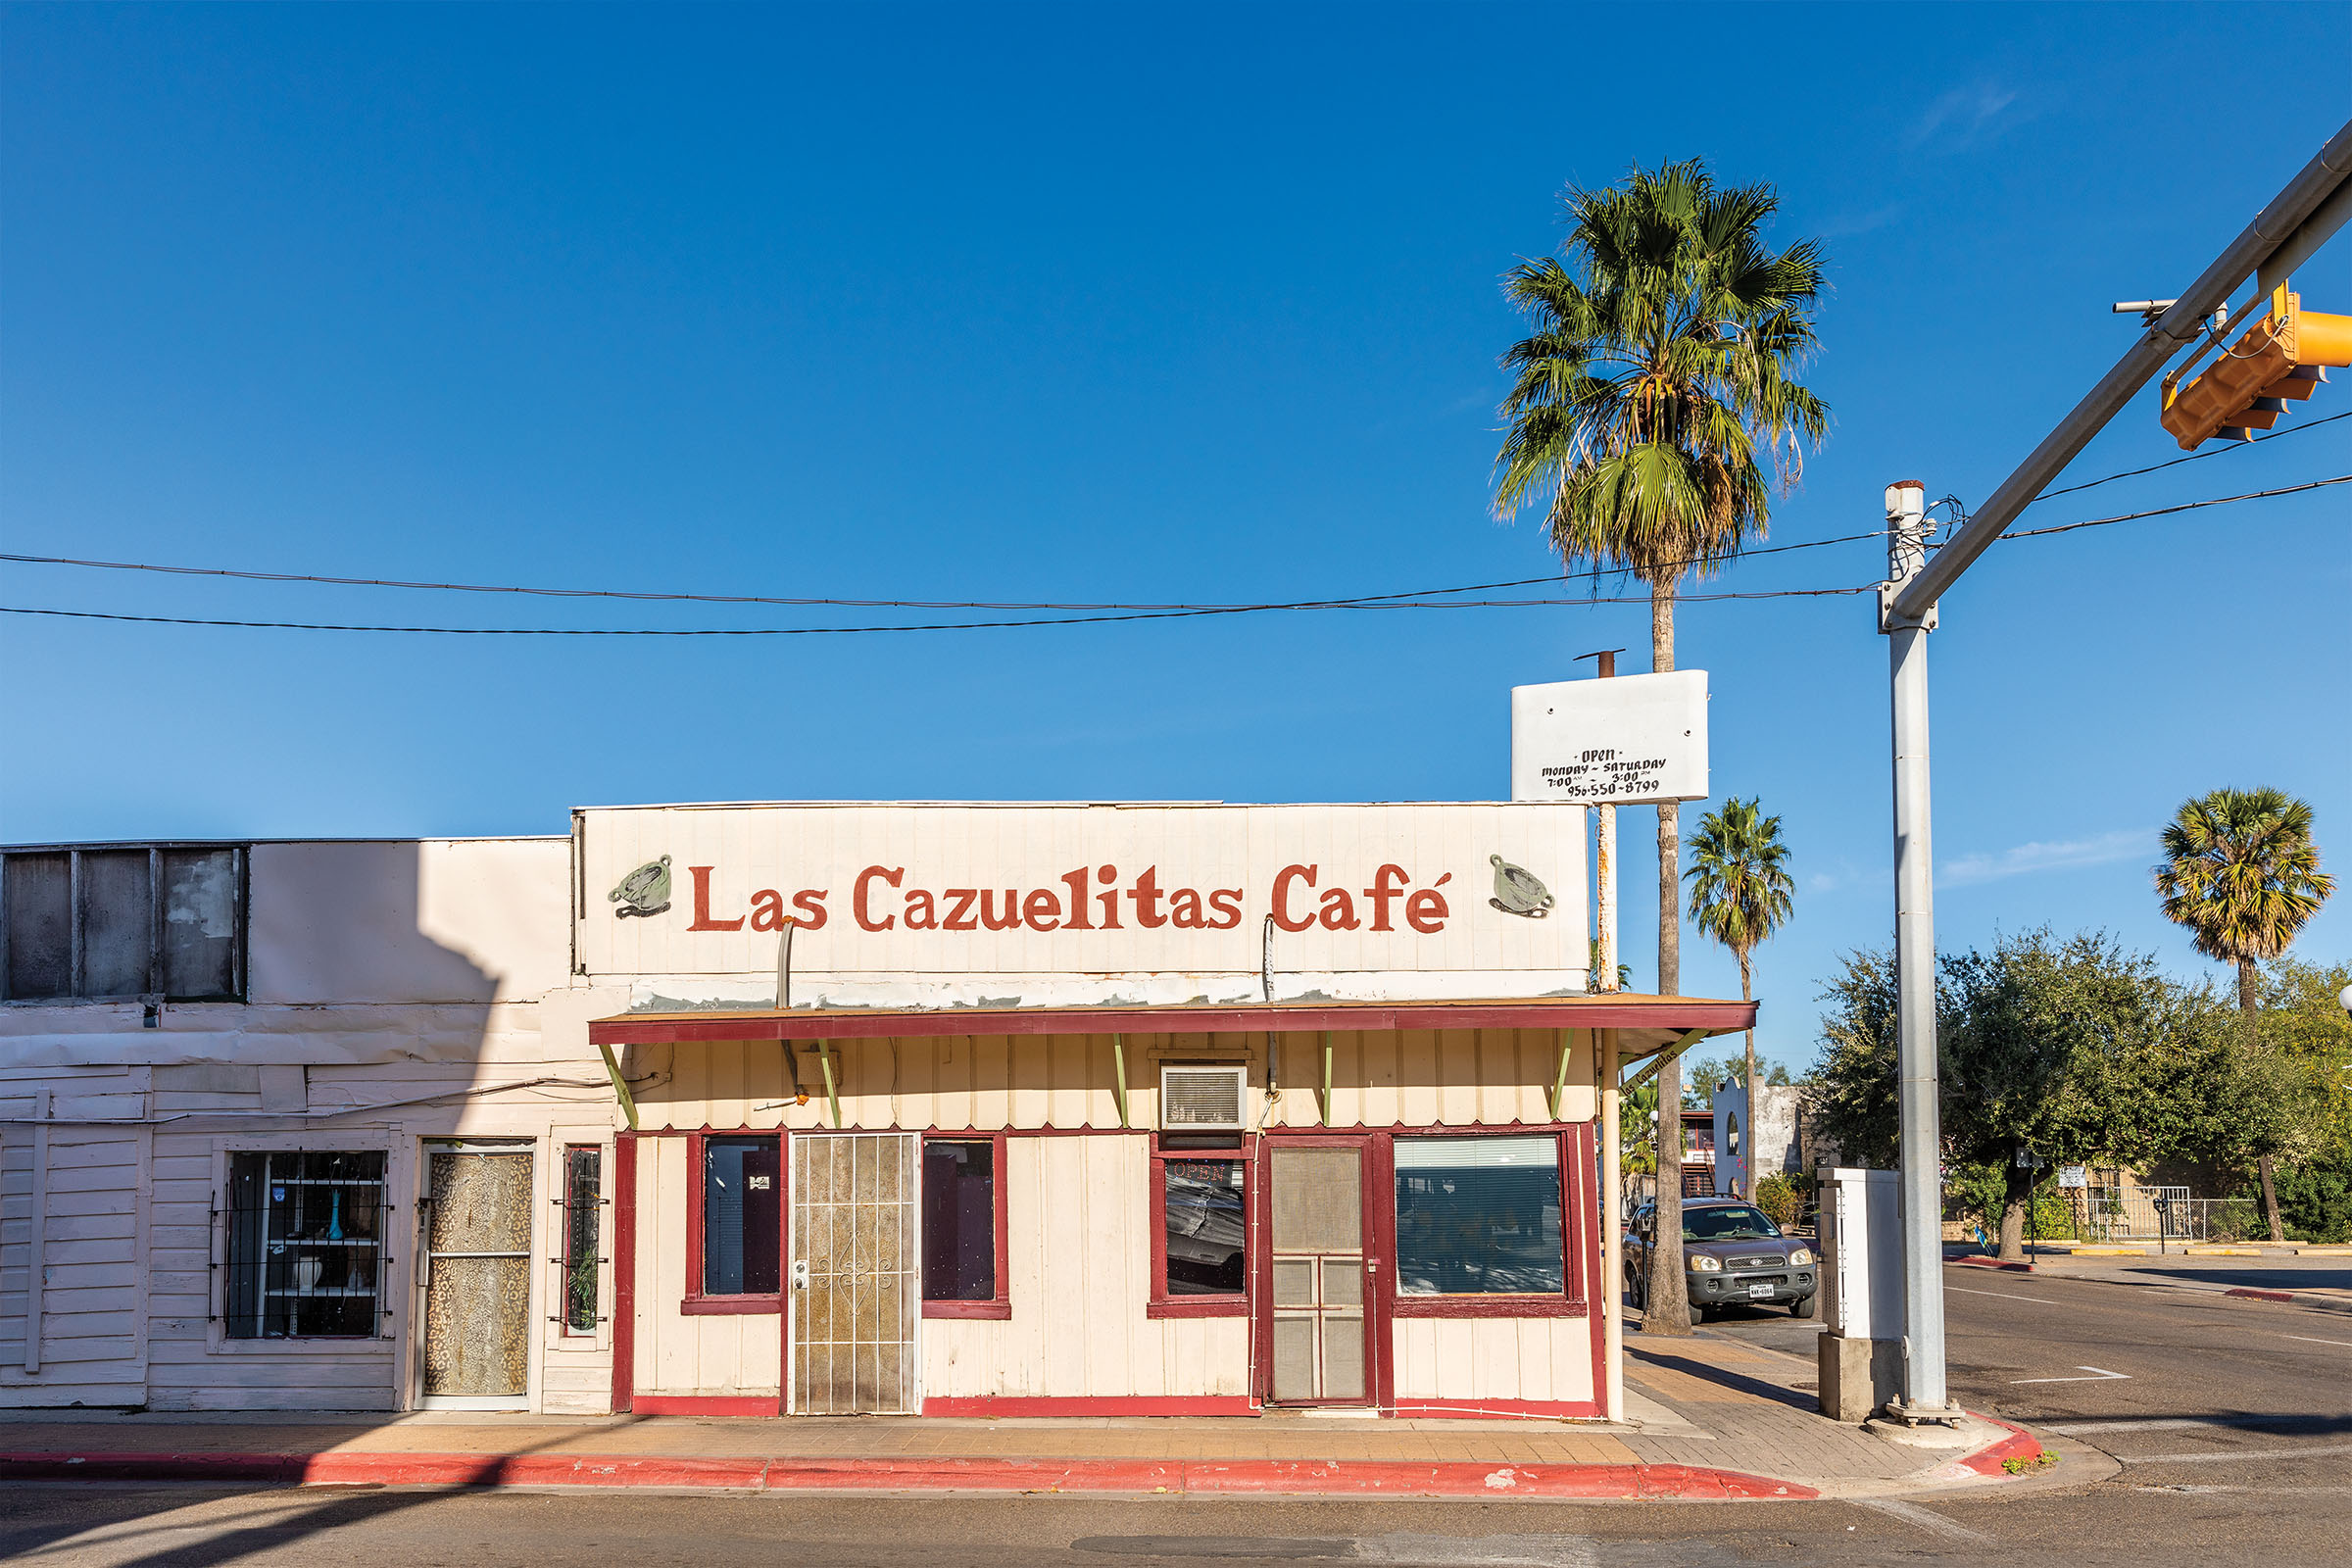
top-left (214, 1151), bottom-right (389, 1338)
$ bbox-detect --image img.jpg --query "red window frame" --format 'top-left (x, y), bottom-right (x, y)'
top-left (1387, 1126), bottom-right (1591, 1320)
top-left (681, 1130), bottom-right (786, 1316)
top-left (921, 1130), bottom-right (1010, 1320)
top-left (1149, 1133), bottom-right (1252, 1319)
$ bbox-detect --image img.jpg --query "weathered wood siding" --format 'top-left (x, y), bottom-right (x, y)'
top-left (625, 1029), bottom-right (1597, 1132)
top-left (629, 1135), bottom-right (782, 1400)
top-left (921, 1134), bottom-right (1248, 1402)
top-left (1390, 1317), bottom-right (1594, 1409)
top-left (0, 1106), bottom-right (150, 1407)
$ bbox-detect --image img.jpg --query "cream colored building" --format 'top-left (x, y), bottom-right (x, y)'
top-left (2, 803), bottom-right (1749, 1420)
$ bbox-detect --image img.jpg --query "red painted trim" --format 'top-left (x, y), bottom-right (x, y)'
top-left (680, 1130), bottom-right (789, 1315)
top-left (1149, 1137), bottom-right (1250, 1317)
top-left (682, 1295), bottom-right (782, 1316)
top-left (919, 1130), bottom-right (1009, 1317)
top-left (592, 998), bottom-right (1756, 1047)
top-left (611, 1132), bottom-right (636, 1414)
top-left (628, 1395), bottom-right (784, 1417)
top-left (1389, 1296), bottom-right (1591, 1319)
top-left (919, 1395), bottom-right (1258, 1418)
top-left (1577, 1121), bottom-right (1606, 1412)
top-left (0, 1449), bottom-right (1815, 1499)
top-left (1959, 1417), bottom-right (2043, 1477)
top-left (1387, 1398), bottom-right (1603, 1419)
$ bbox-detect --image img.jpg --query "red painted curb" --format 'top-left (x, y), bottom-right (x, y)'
top-left (0, 1450), bottom-right (1819, 1501)
top-left (1958, 1421), bottom-right (2043, 1478)
top-left (2227, 1288), bottom-right (2296, 1303)
top-left (1955, 1256), bottom-right (2036, 1273)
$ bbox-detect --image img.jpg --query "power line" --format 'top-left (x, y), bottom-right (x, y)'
top-left (2, 470), bottom-right (2337, 639)
top-left (0, 584), bottom-right (1882, 638)
top-left (5, 412), bottom-right (2338, 614)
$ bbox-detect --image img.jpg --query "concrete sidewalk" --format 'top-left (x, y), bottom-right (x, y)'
top-left (0, 1331), bottom-right (2048, 1502)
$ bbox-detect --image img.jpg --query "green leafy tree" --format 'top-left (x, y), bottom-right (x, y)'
top-left (2155, 788), bottom-right (2336, 1239)
top-left (2259, 956), bottom-right (2352, 1163)
top-left (1808, 948), bottom-right (1910, 1170)
top-left (1686, 798), bottom-right (1795, 1195)
top-left (1495, 160), bottom-right (1827, 1334)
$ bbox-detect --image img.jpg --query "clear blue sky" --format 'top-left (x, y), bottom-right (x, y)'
top-left (5, 3), bottom-right (2347, 1075)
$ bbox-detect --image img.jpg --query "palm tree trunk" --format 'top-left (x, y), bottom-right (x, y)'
top-left (2241, 956), bottom-right (2283, 1243)
top-left (1644, 577), bottom-right (1690, 1333)
top-left (1740, 949), bottom-right (1755, 1202)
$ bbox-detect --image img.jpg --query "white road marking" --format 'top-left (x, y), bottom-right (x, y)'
top-left (1949, 1286), bottom-right (2061, 1305)
top-left (1852, 1497), bottom-right (1993, 1544)
top-left (2044, 1418), bottom-right (2218, 1435)
top-left (2280, 1334), bottom-right (2352, 1348)
top-left (1360, 1536), bottom-right (1598, 1566)
top-left (2126, 1444), bottom-right (2352, 1464)
top-left (2010, 1365), bottom-right (2130, 1384)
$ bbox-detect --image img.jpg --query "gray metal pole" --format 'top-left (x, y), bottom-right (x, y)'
top-left (1883, 480), bottom-right (1952, 1418)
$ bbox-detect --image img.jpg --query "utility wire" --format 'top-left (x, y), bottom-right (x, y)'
top-left (0, 584), bottom-right (1882, 638)
top-left (2, 470), bottom-right (2337, 638)
top-left (4, 411), bottom-right (2339, 613)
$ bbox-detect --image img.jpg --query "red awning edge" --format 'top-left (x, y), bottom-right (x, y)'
top-left (589, 994), bottom-right (1756, 1048)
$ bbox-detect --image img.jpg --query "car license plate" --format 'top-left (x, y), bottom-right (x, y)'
top-left (1747, 1283), bottom-right (1774, 1298)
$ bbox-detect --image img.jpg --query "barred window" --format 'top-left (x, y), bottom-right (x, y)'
top-left (222, 1151), bottom-right (387, 1338)
top-left (561, 1146), bottom-right (603, 1334)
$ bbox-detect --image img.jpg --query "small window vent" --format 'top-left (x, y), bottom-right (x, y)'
top-left (1160, 1066), bottom-right (1247, 1132)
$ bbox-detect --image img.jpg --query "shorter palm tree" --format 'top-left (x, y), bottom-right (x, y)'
top-left (1685, 799), bottom-right (1795, 1197)
top-left (2155, 787), bottom-right (2334, 1240)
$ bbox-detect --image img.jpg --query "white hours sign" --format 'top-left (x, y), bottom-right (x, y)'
top-left (1509, 670), bottom-right (1710, 807)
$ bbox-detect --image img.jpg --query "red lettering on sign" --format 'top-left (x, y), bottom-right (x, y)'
top-left (1406, 875), bottom-right (1450, 934)
top-left (943, 889), bottom-right (979, 932)
top-left (688, 866), bottom-right (746, 931)
top-left (979, 890), bottom-right (1022, 931)
top-left (1023, 888), bottom-right (1061, 932)
top-left (854, 865), bottom-right (903, 932)
top-left (1128, 866), bottom-right (1168, 929)
top-left (1317, 887), bottom-right (1360, 931)
top-left (1168, 888), bottom-right (1205, 929)
top-left (791, 889), bottom-right (829, 930)
top-left (1270, 864), bottom-right (1318, 932)
top-left (904, 889), bottom-right (938, 930)
top-left (750, 889), bottom-right (788, 932)
top-left (1096, 864), bottom-right (1122, 930)
top-left (1364, 863), bottom-right (1408, 933)
top-left (1059, 868), bottom-right (1092, 931)
top-left (1207, 889), bottom-right (1243, 929)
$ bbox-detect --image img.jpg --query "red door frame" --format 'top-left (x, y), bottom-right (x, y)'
top-left (1251, 1131), bottom-right (1391, 1409)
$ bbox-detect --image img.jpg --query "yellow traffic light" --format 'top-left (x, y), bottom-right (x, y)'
top-left (2160, 283), bottom-right (2352, 450)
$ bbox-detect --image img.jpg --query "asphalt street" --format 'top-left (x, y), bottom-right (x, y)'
top-left (3, 1266), bottom-right (2346, 1567)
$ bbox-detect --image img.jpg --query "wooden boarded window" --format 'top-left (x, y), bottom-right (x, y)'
top-left (0, 845), bottom-right (245, 1002)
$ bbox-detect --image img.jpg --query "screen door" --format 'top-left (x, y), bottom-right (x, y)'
top-left (791, 1133), bottom-right (919, 1414)
top-left (1267, 1143), bottom-right (1371, 1404)
top-left (418, 1143), bottom-right (533, 1405)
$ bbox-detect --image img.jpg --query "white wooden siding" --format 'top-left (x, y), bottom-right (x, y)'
top-left (626, 1029), bottom-right (1597, 1133)
top-left (1390, 1318), bottom-right (1594, 1409)
top-left (630, 1136), bottom-right (782, 1398)
top-left (0, 1117), bottom-right (150, 1408)
top-left (921, 1135), bottom-right (1248, 1402)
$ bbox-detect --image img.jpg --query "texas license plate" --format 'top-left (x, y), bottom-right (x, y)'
top-left (1747, 1283), bottom-right (1774, 1298)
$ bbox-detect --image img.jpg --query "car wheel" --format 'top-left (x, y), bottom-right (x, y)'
top-left (1790, 1293), bottom-right (1817, 1319)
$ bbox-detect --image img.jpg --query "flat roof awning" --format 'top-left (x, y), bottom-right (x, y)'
top-left (589, 992), bottom-right (1755, 1049)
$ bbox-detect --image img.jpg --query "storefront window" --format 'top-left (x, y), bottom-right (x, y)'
top-left (1161, 1158), bottom-right (1247, 1296)
top-left (562, 1146), bottom-right (602, 1333)
top-left (222, 1150), bottom-right (385, 1338)
top-left (1394, 1136), bottom-right (1563, 1296)
top-left (702, 1136), bottom-right (781, 1296)
top-left (920, 1140), bottom-right (997, 1301)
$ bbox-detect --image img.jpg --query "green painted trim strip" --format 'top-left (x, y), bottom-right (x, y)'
top-left (1318, 1032), bottom-right (1334, 1126)
top-left (1548, 1028), bottom-right (1574, 1122)
top-left (598, 1044), bottom-right (638, 1131)
top-left (1620, 1028), bottom-right (1709, 1096)
top-left (1111, 1034), bottom-right (1131, 1129)
top-left (817, 1040), bottom-right (841, 1129)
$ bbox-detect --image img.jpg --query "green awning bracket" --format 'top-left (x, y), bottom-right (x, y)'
top-left (817, 1040), bottom-right (842, 1128)
top-left (598, 1043), bottom-right (639, 1131)
top-left (1317, 1032), bottom-right (1334, 1126)
top-left (1111, 1033), bottom-right (1131, 1129)
top-left (784, 1040), bottom-right (806, 1102)
top-left (1547, 1028), bottom-right (1575, 1122)
top-left (1620, 1027), bottom-right (1709, 1096)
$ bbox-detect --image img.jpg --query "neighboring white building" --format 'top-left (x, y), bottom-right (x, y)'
top-left (1708, 1080), bottom-right (1804, 1198)
top-left (4, 804), bottom-right (1753, 1419)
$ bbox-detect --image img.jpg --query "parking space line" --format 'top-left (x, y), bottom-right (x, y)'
top-left (2127, 1444), bottom-right (2352, 1464)
top-left (1852, 1498), bottom-right (1992, 1544)
top-left (1950, 1286), bottom-right (2060, 1305)
top-left (2280, 1334), bottom-right (2352, 1348)
top-left (2011, 1365), bottom-right (2130, 1384)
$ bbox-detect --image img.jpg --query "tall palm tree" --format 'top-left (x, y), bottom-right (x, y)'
top-left (1495, 160), bottom-right (1827, 1333)
top-left (1685, 798), bottom-right (1795, 1198)
top-left (2155, 788), bottom-right (2335, 1242)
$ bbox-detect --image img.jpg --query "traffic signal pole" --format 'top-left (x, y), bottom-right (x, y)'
top-left (1875, 120), bottom-right (2352, 1427)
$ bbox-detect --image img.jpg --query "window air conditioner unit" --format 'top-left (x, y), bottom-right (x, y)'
top-left (1160, 1065), bottom-right (1247, 1132)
